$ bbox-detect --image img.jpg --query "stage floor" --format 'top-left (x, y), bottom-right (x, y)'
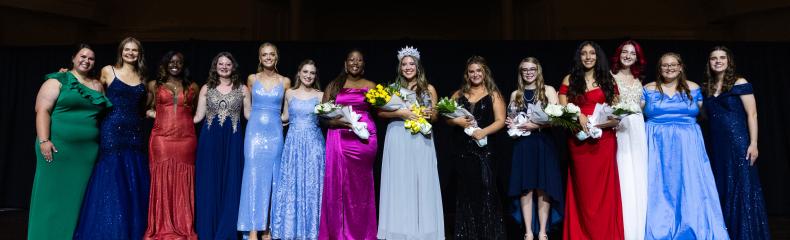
top-left (1, 208), bottom-right (787, 239)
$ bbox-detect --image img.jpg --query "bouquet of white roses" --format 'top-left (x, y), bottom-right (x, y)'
top-left (437, 97), bottom-right (487, 147)
top-left (544, 103), bottom-right (582, 134)
top-left (575, 103), bottom-right (612, 140)
top-left (314, 101), bottom-right (342, 118)
top-left (611, 101), bottom-right (641, 119)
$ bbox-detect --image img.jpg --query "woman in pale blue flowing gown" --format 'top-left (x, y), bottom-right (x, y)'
top-left (643, 53), bottom-right (728, 240)
top-left (377, 47), bottom-right (444, 240)
top-left (271, 60), bottom-right (326, 240)
top-left (239, 42), bottom-right (291, 240)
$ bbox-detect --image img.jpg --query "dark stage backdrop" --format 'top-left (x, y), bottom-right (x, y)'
top-left (2, 40), bottom-right (788, 228)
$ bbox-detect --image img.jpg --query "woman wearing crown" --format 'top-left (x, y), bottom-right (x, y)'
top-left (377, 46), bottom-right (445, 240)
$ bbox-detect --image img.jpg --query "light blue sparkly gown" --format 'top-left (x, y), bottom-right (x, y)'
top-left (271, 95), bottom-right (325, 240)
top-left (643, 87), bottom-right (729, 239)
top-left (238, 79), bottom-right (285, 232)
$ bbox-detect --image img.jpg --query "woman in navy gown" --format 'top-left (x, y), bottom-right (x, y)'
top-left (74, 37), bottom-right (149, 240)
top-left (643, 52), bottom-right (728, 239)
top-left (703, 46), bottom-right (770, 240)
top-left (194, 52), bottom-right (251, 240)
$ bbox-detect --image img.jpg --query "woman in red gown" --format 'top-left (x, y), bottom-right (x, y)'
top-left (559, 41), bottom-right (624, 240)
top-left (144, 51), bottom-right (199, 239)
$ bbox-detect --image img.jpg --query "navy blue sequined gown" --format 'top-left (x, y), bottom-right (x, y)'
top-left (704, 83), bottom-right (771, 240)
top-left (74, 74), bottom-right (150, 240)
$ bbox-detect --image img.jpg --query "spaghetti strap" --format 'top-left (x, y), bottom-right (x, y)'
top-left (111, 66), bottom-right (118, 78)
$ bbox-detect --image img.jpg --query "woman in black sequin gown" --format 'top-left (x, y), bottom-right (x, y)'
top-left (446, 56), bottom-right (507, 239)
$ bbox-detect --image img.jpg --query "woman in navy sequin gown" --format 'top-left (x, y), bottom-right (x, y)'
top-left (74, 37), bottom-right (150, 240)
top-left (194, 52), bottom-right (251, 240)
top-left (703, 46), bottom-right (770, 240)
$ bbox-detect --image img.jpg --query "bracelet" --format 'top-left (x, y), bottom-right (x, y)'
top-left (38, 138), bottom-right (50, 144)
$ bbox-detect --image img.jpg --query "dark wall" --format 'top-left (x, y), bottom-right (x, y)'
top-left (2, 40), bottom-right (788, 220)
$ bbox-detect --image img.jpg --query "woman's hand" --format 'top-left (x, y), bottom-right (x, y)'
top-left (397, 108), bottom-right (418, 121)
top-left (594, 117), bottom-right (620, 129)
top-left (421, 108), bottom-right (434, 120)
top-left (450, 116), bottom-right (474, 128)
top-left (40, 141), bottom-right (58, 162)
top-left (578, 114), bottom-right (590, 133)
top-left (746, 144), bottom-right (759, 166)
top-left (327, 117), bottom-right (352, 129)
top-left (471, 129), bottom-right (487, 140)
top-left (518, 122), bottom-right (541, 131)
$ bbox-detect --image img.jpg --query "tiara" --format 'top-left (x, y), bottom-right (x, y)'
top-left (397, 46), bottom-right (420, 60)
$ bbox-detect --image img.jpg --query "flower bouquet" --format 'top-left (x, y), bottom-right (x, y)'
top-left (404, 103), bottom-right (432, 136)
top-left (611, 101), bottom-right (640, 119)
top-left (437, 97), bottom-right (487, 147)
top-left (544, 103), bottom-right (583, 137)
top-left (365, 84), bottom-right (404, 111)
top-left (314, 101), bottom-right (342, 118)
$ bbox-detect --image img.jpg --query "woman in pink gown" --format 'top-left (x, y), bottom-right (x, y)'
top-left (319, 49), bottom-right (379, 240)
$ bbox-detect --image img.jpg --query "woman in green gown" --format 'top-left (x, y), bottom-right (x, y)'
top-left (29, 44), bottom-right (112, 239)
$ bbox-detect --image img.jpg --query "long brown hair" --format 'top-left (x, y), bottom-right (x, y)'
top-left (395, 55), bottom-right (429, 98)
top-left (114, 37), bottom-right (146, 79)
top-left (704, 46), bottom-right (740, 97)
top-left (461, 55), bottom-right (500, 95)
top-left (206, 52), bottom-right (242, 89)
top-left (514, 57), bottom-right (547, 108)
top-left (291, 59), bottom-right (321, 90)
top-left (655, 52), bottom-right (692, 101)
top-left (325, 49), bottom-right (364, 101)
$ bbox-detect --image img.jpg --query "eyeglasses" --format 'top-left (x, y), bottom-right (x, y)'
top-left (520, 68), bottom-right (538, 73)
top-left (660, 63), bottom-right (680, 69)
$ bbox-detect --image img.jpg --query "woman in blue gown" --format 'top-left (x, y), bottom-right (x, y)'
top-left (703, 46), bottom-right (770, 240)
top-left (194, 52), bottom-right (251, 240)
top-left (643, 52), bottom-right (728, 239)
top-left (270, 59), bottom-right (325, 240)
top-left (74, 37), bottom-right (149, 240)
top-left (238, 42), bottom-right (290, 240)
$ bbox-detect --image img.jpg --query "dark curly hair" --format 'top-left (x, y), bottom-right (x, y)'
top-left (566, 41), bottom-right (617, 105)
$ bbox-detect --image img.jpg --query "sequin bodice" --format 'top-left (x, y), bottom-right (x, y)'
top-left (616, 77), bottom-right (644, 112)
top-left (206, 87), bottom-right (244, 132)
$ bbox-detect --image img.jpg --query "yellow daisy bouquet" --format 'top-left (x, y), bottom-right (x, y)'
top-left (404, 103), bottom-right (432, 135)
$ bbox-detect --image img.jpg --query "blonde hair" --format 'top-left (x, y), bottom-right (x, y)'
top-left (514, 57), bottom-right (547, 108)
top-left (462, 55), bottom-right (500, 95)
top-left (256, 42), bottom-right (279, 73)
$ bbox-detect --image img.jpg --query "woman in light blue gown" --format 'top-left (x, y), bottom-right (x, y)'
top-left (643, 52), bottom-right (728, 240)
top-left (270, 59), bottom-right (326, 240)
top-left (376, 47), bottom-right (444, 240)
top-left (239, 42), bottom-right (291, 240)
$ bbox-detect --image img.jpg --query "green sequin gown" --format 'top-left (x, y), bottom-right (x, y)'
top-left (28, 72), bottom-right (111, 240)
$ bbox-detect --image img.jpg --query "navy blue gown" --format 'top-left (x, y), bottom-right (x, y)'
top-left (195, 87), bottom-right (245, 240)
top-left (73, 75), bottom-right (150, 240)
top-left (704, 83), bottom-right (771, 240)
top-left (507, 89), bottom-right (563, 232)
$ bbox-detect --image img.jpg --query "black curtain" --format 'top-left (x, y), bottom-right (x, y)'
top-left (2, 40), bottom-right (788, 227)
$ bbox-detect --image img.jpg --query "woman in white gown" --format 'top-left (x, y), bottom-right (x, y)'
top-left (376, 46), bottom-right (444, 240)
top-left (610, 40), bottom-right (648, 240)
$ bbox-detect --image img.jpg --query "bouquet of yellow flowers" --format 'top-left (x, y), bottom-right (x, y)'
top-left (404, 103), bottom-right (432, 136)
top-left (365, 84), bottom-right (404, 110)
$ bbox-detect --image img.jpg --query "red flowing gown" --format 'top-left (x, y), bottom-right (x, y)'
top-left (144, 86), bottom-right (198, 240)
top-left (560, 85), bottom-right (624, 240)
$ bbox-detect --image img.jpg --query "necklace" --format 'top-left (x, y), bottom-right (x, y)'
top-left (523, 88), bottom-right (536, 103)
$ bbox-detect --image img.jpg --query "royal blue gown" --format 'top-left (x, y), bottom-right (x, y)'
top-left (704, 83), bottom-right (771, 240)
top-left (73, 75), bottom-right (149, 240)
top-left (643, 87), bottom-right (728, 239)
